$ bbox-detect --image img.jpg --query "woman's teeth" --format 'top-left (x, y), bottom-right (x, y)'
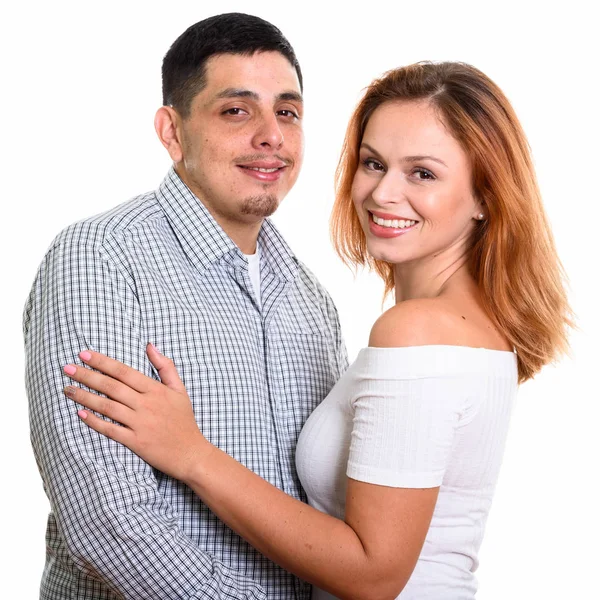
top-left (372, 214), bottom-right (417, 229)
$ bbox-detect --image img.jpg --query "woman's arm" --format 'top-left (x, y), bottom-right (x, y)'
top-left (63, 345), bottom-right (438, 600)
top-left (186, 439), bottom-right (437, 600)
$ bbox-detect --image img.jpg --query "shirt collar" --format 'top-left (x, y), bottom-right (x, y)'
top-left (156, 167), bottom-right (298, 281)
top-left (257, 217), bottom-right (298, 282)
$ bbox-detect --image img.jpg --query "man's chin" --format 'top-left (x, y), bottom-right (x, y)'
top-left (240, 194), bottom-right (280, 218)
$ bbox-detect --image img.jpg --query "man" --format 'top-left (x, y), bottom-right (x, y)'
top-left (24, 13), bottom-right (347, 599)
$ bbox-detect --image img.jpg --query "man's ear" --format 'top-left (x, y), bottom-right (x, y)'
top-left (155, 106), bottom-right (184, 163)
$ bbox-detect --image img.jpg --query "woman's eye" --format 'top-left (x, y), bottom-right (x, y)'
top-left (413, 168), bottom-right (435, 180)
top-left (363, 158), bottom-right (385, 172)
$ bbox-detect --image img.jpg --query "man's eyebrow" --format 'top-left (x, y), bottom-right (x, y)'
top-left (213, 88), bottom-right (303, 103)
top-left (277, 91), bottom-right (303, 103)
top-left (360, 144), bottom-right (448, 168)
top-left (214, 88), bottom-right (259, 101)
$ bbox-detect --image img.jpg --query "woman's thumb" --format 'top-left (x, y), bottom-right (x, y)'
top-left (146, 343), bottom-right (186, 393)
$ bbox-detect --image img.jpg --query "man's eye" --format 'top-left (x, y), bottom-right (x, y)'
top-left (222, 107), bottom-right (247, 116)
top-left (277, 109), bottom-right (299, 119)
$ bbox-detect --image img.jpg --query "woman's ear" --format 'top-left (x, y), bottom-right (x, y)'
top-left (473, 199), bottom-right (487, 222)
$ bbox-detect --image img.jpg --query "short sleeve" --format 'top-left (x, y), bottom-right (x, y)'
top-left (346, 372), bottom-right (464, 489)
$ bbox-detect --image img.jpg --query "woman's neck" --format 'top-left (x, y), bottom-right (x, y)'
top-left (393, 252), bottom-right (473, 303)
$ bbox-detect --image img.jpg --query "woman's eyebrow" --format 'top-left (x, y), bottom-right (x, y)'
top-left (361, 144), bottom-right (448, 168)
top-left (403, 155), bottom-right (448, 168)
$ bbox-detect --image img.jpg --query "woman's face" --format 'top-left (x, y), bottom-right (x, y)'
top-left (351, 100), bottom-right (483, 268)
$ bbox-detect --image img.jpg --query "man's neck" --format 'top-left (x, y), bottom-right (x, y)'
top-left (174, 165), bottom-right (263, 254)
top-left (223, 221), bottom-right (262, 255)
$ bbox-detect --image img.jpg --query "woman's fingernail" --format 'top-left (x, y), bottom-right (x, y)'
top-left (78, 410), bottom-right (88, 420)
top-left (79, 351), bottom-right (92, 361)
top-left (64, 365), bottom-right (76, 376)
top-left (64, 386), bottom-right (77, 398)
top-left (150, 343), bottom-right (160, 354)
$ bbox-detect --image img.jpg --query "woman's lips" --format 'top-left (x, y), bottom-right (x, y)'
top-left (368, 212), bottom-right (419, 238)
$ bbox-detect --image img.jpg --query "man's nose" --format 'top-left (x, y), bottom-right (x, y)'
top-left (252, 114), bottom-right (284, 149)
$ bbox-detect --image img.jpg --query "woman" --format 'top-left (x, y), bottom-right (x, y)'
top-left (61, 62), bottom-right (572, 599)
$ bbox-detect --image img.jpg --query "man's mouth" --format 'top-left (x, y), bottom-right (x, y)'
top-left (237, 160), bottom-right (288, 182)
top-left (239, 166), bottom-right (283, 173)
top-left (238, 159), bottom-right (288, 170)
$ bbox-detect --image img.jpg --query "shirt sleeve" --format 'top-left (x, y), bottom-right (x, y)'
top-left (24, 235), bottom-right (266, 600)
top-left (346, 375), bottom-right (463, 489)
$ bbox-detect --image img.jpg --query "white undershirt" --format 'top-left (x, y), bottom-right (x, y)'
top-left (244, 250), bottom-right (261, 308)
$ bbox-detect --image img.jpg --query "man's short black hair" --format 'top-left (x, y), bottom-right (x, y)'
top-left (162, 13), bottom-right (303, 118)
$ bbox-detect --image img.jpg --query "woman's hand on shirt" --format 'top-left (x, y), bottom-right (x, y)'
top-left (58, 316), bottom-right (441, 598)
top-left (62, 344), bottom-right (212, 482)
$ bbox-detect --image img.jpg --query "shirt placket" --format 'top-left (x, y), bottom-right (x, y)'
top-left (261, 267), bottom-right (301, 499)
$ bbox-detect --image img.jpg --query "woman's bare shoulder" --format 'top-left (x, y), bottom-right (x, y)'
top-left (368, 297), bottom-right (511, 351)
top-left (369, 299), bottom-right (456, 348)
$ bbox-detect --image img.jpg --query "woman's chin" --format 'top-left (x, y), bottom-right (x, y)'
top-left (367, 244), bottom-right (406, 266)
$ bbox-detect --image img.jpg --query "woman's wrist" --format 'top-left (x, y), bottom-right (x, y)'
top-left (179, 433), bottom-right (217, 486)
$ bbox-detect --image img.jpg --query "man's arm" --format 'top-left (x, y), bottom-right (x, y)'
top-left (24, 233), bottom-right (265, 600)
top-left (321, 285), bottom-right (349, 378)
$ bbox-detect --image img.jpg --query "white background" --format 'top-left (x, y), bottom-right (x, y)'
top-left (1, 1), bottom-right (598, 597)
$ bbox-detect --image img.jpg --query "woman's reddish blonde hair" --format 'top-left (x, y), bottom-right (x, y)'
top-left (331, 62), bottom-right (572, 382)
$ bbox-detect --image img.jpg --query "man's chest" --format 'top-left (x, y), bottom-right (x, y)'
top-left (129, 255), bottom-right (338, 484)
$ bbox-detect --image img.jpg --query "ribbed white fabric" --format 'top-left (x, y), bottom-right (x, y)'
top-left (295, 345), bottom-right (518, 599)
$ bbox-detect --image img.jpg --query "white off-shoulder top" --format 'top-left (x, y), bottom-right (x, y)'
top-left (295, 345), bottom-right (518, 599)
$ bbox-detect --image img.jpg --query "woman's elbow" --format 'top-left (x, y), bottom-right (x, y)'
top-left (340, 571), bottom-right (410, 600)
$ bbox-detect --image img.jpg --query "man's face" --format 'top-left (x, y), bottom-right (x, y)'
top-left (174, 51), bottom-right (304, 234)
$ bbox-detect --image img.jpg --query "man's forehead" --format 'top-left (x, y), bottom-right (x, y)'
top-left (202, 52), bottom-right (301, 96)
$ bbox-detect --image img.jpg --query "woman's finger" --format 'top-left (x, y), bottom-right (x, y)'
top-left (146, 344), bottom-right (187, 393)
top-left (63, 364), bottom-right (139, 409)
top-left (64, 385), bottom-right (134, 427)
top-left (78, 350), bottom-right (155, 393)
top-left (76, 407), bottom-right (135, 447)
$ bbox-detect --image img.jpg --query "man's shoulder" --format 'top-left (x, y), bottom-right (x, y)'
top-left (261, 219), bottom-right (337, 313)
top-left (295, 259), bottom-right (337, 311)
top-left (296, 259), bottom-right (323, 290)
top-left (49, 188), bottom-right (163, 255)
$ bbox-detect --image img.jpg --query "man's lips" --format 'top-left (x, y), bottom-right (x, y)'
top-left (237, 160), bottom-right (289, 182)
top-left (238, 160), bottom-right (287, 169)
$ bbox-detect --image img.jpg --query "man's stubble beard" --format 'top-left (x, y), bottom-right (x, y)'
top-left (240, 194), bottom-right (279, 218)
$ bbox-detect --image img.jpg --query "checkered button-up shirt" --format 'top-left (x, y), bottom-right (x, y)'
top-left (24, 168), bottom-right (348, 599)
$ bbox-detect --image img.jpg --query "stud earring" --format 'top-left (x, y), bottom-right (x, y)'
top-left (477, 212), bottom-right (485, 220)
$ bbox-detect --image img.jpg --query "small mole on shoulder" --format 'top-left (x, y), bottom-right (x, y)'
top-left (461, 316), bottom-right (466, 320)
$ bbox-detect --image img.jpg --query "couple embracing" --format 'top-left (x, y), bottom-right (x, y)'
top-left (24, 12), bottom-right (571, 600)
